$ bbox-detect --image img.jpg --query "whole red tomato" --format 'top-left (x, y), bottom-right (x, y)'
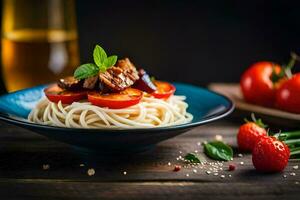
top-left (275, 73), bottom-right (300, 113)
top-left (240, 61), bottom-right (282, 107)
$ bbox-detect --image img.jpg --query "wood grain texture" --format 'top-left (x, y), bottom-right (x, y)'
top-left (0, 120), bottom-right (299, 200)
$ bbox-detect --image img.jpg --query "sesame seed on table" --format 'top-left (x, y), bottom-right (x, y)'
top-left (0, 119), bottom-right (299, 200)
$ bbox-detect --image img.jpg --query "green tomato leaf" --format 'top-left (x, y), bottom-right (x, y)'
top-left (204, 141), bottom-right (233, 161)
top-left (184, 153), bottom-right (206, 164)
top-left (104, 55), bottom-right (118, 68)
top-left (93, 45), bottom-right (107, 67)
top-left (74, 63), bottom-right (99, 80)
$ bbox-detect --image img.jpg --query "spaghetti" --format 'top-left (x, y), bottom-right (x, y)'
top-left (28, 94), bottom-right (193, 129)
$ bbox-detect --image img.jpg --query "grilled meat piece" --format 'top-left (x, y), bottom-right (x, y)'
top-left (83, 76), bottom-right (99, 89)
top-left (99, 58), bottom-right (139, 92)
top-left (58, 76), bottom-right (83, 91)
top-left (132, 69), bottom-right (157, 93)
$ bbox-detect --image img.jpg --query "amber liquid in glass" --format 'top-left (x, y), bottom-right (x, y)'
top-left (1, 29), bottom-right (79, 92)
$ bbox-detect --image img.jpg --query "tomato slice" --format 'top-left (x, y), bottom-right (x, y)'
top-left (88, 88), bottom-right (143, 109)
top-left (151, 81), bottom-right (176, 99)
top-left (44, 84), bottom-right (87, 104)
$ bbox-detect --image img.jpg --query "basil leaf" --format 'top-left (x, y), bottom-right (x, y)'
top-left (93, 45), bottom-right (107, 67)
top-left (98, 64), bottom-right (107, 73)
top-left (104, 55), bottom-right (118, 68)
top-left (74, 63), bottom-right (99, 80)
top-left (184, 153), bottom-right (206, 164)
top-left (204, 141), bottom-right (233, 161)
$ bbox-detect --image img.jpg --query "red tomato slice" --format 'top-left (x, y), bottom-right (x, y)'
top-left (88, 88), bottom-right (143, 109)
top-left (44, 84), bottom-right (87, 104)
top-left (152, 81), bottom-right (176, 99)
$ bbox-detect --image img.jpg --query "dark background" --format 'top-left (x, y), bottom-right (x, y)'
top-left (1, 0), bottom-right (300, 93)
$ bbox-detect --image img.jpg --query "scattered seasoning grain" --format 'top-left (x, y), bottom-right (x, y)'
top-left (238, 153), bottom-right (243, 157)
top-left (87, 168), bottom-right (95, 176)
top-left (194, 150), bottom-right (198, 153)
top-left (42, 164), bottom-right (50, 170)
top-left (220, 175), bottom-right (225, 178)
top-left (79, 164), bottom-right (85, 167)
top-left (293, 165), bottom-right (299, 170)
top-left (186, 173), bottom-right (190, 177)
top-left (228, 174), bottom-right (232, 178)
top-left (168, 162), bottom-right (171, 166)
top-left (295, 181), bottom-right (299, 185)
top-left (215, 135), bottom-right (223, 141)
top-left (228, 164), bottom-right (236, 171)
top-left (193, 169), bottom-right (197, 173)
top-left (206, 171), bottom-right (211, 175)
top-left (197, 142), bottom-right (201, 146)
top-left (179, 151), bottom-right (182, 154)
top-left (283, 174), bottom-right (287, 178)
top-left (174, 165), bottom-right (181, 172)
top-left (123, 171), bottom-right (127, 175)
top-left (214, 173), bottom-right (218, 176)
top-left (240, 161), bottom-right (244, 165)
top-left (290, 172), bottom-right (296, 176)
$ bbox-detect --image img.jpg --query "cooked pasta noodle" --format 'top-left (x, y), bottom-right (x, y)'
top-left (28, 94), bottom-right (193, 129)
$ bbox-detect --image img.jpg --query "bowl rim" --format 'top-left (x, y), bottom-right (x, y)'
top-left (0, 83), bottom-right (235, 133)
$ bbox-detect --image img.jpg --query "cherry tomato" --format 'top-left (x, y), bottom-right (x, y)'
top-left (152, 81), bottom-right (176, 99)
top-left (44, 84), bottom-right (87, 104)
top-left (240, 61), bottom-right (283, 107)
top-left (88, 88), bottom-right (143, 109)
top-left (275, 73), bottom-right (300, 114)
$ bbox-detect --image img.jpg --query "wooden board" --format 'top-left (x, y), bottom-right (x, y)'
top-left (209, 83), bottom-right (300, 128)
top-left (0, 121), bottom-right (300, 199)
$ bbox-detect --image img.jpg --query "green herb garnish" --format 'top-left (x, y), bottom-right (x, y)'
top-left (74, 44), bottom-right (118, 80)
top-left (244, 113), bottom-right (267, 128)
top-left (184, 153), bottom-right (206, 164)
top-left (203, 141), bottom-right (233, 161)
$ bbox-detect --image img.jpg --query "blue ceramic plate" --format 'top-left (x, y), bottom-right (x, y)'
top-left (0, 83), bottom-right (234, 153)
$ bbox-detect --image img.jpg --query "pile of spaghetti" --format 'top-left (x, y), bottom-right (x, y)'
top-left (28, 45), bottom-right (193, 129)
top-left (28, 94), bottom-right (192, 129)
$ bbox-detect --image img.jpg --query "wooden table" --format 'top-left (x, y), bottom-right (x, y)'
top-left (0, 119), bottom-right (299, 200)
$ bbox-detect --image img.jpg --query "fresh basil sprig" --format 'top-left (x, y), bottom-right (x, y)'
top-left (203, 141), bottom-right (233, 161)
top-left (74, 45), bottom-right (118, 80)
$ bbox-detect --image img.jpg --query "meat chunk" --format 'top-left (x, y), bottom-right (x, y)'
top-left (132, 69), bottom-right (157, 93)
top-left (99, 58), bottom-right (139, 92)
top-left (58, 76), bottom-right (83, 91)
top-left (83, 76), bottom-right (99, 89)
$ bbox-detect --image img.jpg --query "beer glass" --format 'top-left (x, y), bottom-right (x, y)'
top-left (1, 0), bottom-right (80, 92)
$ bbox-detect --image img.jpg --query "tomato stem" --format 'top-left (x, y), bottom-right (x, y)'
top-left (244, 113), bottom-right (267, 128)
top-left (284, 52), bottom-right (300, 78)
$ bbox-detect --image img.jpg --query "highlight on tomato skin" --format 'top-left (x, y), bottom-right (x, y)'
top-left (151, 81), bottom-right (176, 99)
top-left (87, 88), bottom-right (143, 109)
top-left (44, 84), bottom-right (87, 104)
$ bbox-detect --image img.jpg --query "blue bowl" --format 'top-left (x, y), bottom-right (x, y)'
top-left (0, 83), bottom-right (234, 153)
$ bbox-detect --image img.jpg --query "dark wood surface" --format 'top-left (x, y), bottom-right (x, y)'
top-left (0, 120), bottom-right (299, 200)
